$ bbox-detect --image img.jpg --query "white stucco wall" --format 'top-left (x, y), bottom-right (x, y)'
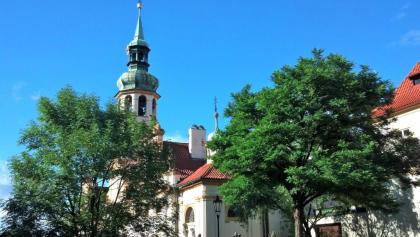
top-left (179, 184), bottom-right (292, 237)
top-left (389, 108), bottom-right (420, 138)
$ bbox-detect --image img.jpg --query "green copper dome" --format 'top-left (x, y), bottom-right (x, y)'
top-left (128, 39), bottom-right (149, 48)
top-left (117, 69), bottom-right (158, 92)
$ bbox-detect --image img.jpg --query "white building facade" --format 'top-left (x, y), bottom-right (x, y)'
top-left (112, 3), bottom-right (419, 237)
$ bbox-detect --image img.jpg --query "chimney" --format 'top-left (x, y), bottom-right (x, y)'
top-left (189, 125), bottom-right (207, 159)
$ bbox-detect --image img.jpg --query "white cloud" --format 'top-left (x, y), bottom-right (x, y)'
top-left (30, 91), bottom-right (42, 101)
top-left (391, 2), bottom-right (410, 21)
top-left (164, 131), bottom-right (188, 143)
top-left (11, 81), bottom-right (27, 101)
top-left (400, 30), bottom-right (420, 46)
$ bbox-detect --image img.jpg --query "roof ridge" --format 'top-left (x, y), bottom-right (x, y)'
top-left (177, 162), bottom-right (230, 187)
top-left (202, 163), bottom-right (215, 178)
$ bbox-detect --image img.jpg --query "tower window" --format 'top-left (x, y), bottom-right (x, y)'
top-left (152, 99), bottom-right (156, 116)
top-left (138, 95), bottom-right (147, 116)
top-left (125, 96), bottom-right (132, 112)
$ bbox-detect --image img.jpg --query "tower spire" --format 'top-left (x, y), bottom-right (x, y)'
top-left (214, 97), bottom-right (219, 131)
top-left (134, 0), bottom-right (145, 41)
top-left (116, 0), bottom-right (159, 123)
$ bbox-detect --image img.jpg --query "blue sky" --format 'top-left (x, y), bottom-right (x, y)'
top-left (0, 0), bottom-right (419, 199)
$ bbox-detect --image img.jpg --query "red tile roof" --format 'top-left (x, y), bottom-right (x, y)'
top-left (177, 163), bottom-right (230, 187)
top-left (408, 62), bottom-right (420, 78)
top-left (373, 61), bottom-right (420, 117)
top-left (165, 141), bottom-right (206, 179)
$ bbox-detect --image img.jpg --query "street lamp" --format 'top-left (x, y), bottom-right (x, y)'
top-left (213, 195), bottom-right (222, 237)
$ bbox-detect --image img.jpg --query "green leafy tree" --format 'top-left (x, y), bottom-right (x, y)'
top-left (0, 87), bottom-right (175, 237)
top-left (208, 50), bottom-right (420, 237)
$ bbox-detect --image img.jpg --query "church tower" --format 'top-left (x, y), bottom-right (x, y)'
top-left (116, 1), bottom-right (159, 123)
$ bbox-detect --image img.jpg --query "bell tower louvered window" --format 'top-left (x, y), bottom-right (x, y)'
top-left (138, 95), bottom-right (147, 116)
top-left (125, 95), bottom-right (132, 111)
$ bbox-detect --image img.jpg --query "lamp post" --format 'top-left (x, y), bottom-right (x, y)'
top-left (213, 195), bottom-right (222, 237)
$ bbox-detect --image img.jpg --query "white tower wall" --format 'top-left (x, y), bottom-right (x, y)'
top-left (117, 92), bottom-right (158, 123)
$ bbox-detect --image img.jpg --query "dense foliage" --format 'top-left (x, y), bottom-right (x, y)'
top-left (0, 87), bottom-right (175, 237)
top-left (208, 50), bottom-right (420, 237)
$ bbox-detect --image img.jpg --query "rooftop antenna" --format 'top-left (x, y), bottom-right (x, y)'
top-left (214, 97), bottom-right (219, 131)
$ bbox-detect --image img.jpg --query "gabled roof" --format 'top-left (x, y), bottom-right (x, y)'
top-left (373, 61), bottom-right (420, 117)
top-left (177, 163), bottom-right (230, 188)
top-left (164, 141), bottom-right (206, 179)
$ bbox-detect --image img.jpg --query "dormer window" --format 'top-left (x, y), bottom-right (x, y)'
top-left (409, 74), bottom-right (420, 85)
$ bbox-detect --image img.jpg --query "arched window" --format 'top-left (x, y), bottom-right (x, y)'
top-left (227, 206), bottom-right (238, 218)
top-left (125, 95), bottom-right (132, 111)
top-left (185, 207), bottom-right (194, 223)
top-left (152, 99), bottom-right (156, 116)
top-left (138, 95), bottom-right (147, 116)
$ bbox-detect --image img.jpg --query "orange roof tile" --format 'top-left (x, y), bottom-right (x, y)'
top-left (177, 163), bottom-right (230, 187)
top-left (373, 61), bottom-right (420, 117)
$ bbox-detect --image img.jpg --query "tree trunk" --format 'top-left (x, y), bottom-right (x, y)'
top-left (294, 207), bottom-right (304, 237)
top-left (294, 205), bottom-right (312, 237)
